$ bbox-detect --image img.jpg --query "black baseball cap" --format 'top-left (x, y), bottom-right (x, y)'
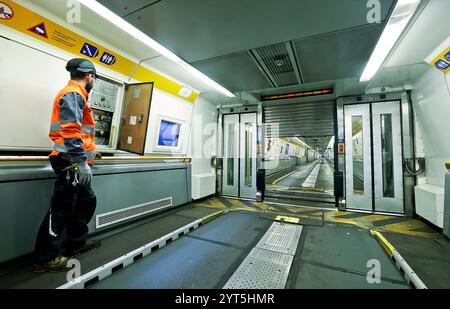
top-left (66, 58), bottom-right (97, 77)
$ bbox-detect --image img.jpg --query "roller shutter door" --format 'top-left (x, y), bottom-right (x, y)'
top-left (263, 101), bottom-right (335, 138)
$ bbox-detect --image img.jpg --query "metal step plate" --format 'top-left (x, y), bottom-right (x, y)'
top-left (223, 248), bottom-right (293, 289)
top-left (255, 222), bottom-right (303, 255)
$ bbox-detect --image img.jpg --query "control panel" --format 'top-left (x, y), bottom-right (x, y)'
top-left (90, 78), bottom-right (118, 113)
top-left (90, 77), bottom-right (120, 147)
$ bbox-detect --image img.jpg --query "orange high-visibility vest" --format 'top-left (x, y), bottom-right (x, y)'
top-left (49, 80), bottom-right (97, 164)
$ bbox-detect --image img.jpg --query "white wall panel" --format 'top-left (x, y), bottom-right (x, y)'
top-left (188, 96), bottom-right (217, 174)
top-left (144, 89), bottom-right (193, 155)
top-left (0, 37), bottom-right (66, 149)
top-left (411, 68), bottom-right (450, 187)
top-left (187, 96), bottom-right (218, 199)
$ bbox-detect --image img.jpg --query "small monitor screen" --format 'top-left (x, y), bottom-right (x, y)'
top-left (158, 120), bottom-right (181, 147)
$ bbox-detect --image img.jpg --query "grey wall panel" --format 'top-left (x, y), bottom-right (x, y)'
top-left (0, 180), bottom-right (55, 264)
top-left (89, 168), bottom-right (189, 231)
top-left (0, 163), bottom-right (191, 263)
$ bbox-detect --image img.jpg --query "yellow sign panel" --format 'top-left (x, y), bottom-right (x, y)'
top-left (0, 0), bottom-right (198, 102)
top-left (429, 45), bottom-right (450, 74)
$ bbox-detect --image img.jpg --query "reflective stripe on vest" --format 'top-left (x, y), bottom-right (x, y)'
top-left (53, 143), bottom-right (68, 153)
top-left (50, 122), bottom-right (61, 133)
top-left (82, 125), bottom-right (95, 135)
top-left (50, 122), bottom-right (95, 135)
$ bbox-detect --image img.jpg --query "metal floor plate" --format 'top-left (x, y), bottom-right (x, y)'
top-left (223, 248), bottom-right (293, 289)
top-left (223, 222), bottom-right (303, 289)
top-left (255, 222), bottom-right (303, 255)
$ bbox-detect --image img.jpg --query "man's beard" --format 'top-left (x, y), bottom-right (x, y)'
top-left (85, 81), bottom-right (94, 93)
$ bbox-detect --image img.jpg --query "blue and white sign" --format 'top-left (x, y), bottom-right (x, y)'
top-left (80, 43), bottom-right (99, 58)
top-left (28, 22), bottom-right (48, 39)
top-left (445, 51), bottom-right (450, 62)
top-left (435, 60), bottom-right (449, 71)
top-left (100, 52), bottom-right (116, 66)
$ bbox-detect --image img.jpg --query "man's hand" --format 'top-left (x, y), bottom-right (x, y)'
top-left (77, 161), bottom-right (92, 186)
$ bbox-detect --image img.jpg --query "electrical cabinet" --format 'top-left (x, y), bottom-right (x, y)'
top-left (89, 77), bottom-right (153, 154)
top-left (90, 77), bottom-right (120, 147)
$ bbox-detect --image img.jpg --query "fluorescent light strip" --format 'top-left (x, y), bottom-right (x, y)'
top-left (326, 136), bottom-right (335, 150)
top-left (77, 0), bottom-right (235, 97)
top-left (360, 0), bottom-right (421, 82)
top-left (294, 137), bottom-right (311, 149)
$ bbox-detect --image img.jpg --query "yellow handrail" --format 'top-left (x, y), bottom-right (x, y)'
top-left (446, 162), bottom-right (450, 170)
top-left (0, 156), bottom-right (191, 163)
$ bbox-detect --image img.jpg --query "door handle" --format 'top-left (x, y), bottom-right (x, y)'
top-left (138, 114), bottom-right (144, 124)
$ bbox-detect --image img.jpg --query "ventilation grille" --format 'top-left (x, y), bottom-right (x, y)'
top-left (251, 42), bottom-right (302, 87)
top-left (96, 197), bottom-right (172, 229)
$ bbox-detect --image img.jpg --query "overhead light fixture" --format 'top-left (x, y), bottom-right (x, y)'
top-left (294, 137), bottom-right (311, 149)
top-left (77, 0), bottom-right (236, 98)
top-left (326, 136), bottom-right (335, 150)
top-left (359, 0), bottom-right (421, 82)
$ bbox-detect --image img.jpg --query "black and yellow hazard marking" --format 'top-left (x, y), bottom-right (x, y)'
top-left (371, 230), bottom-right (427, 289)
top-left (194, 197), bottom-right (439, 238)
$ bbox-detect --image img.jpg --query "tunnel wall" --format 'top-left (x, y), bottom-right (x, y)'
top-left (264, 156), bottom-right (302, 177)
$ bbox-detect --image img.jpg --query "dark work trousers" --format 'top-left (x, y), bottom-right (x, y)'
top-left (34, 155), bottom-right (97, 263)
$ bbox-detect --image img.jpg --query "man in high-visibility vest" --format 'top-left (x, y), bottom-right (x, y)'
top-left (34, 58), bottom-right (101, 273)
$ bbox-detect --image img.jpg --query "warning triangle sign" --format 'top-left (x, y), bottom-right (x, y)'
top-left (28, 22), bottom-right (48, 39)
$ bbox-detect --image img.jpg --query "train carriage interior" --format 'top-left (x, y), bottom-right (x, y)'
top-left (0, 0), bottom-right (450, 292)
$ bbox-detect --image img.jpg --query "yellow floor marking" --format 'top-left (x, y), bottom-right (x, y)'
top-left (195, 198), bottom-right (438, 238)
top-left (275, 216), bottom-right (300, 224)
top-left (194, 203), bottom-right (224, 210)
top-left (326, 217), bottom-right (369, 230)
top-left (354, 214), bottom-right (394, 222)
top-left (228, 199), bottom-right (248, 207)
top-left (381, 220), bottom-right (426, 231)
top-left (330, 211), bottom-right (355, 217)
top-left (263, 205), bottom-right (282, 212)
top-left (376, 226), bottom-right (438, 238)
top-left (210, 198), bottom-right (229, 209)
top-left (282, 207), bottom-right (313, 215)
top-left (227, 199), bottom-right (259, 212)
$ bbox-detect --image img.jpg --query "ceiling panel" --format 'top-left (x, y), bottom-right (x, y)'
top-left (192, 52), bottom-right (272, 92)
top-left (112, 0), bottom-right (395, 63)
top-left (142, 56), bottom-right (218, 93)
top-left (98, 0), bottom-right (160, 17)
top-left (385, 0), bottom-right (450, 68)
top-left (295, 24), bottom-right (384, 83)
top-left (368, 63), bottom-right (430, 88)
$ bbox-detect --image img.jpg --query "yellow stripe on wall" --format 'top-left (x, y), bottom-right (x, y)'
top-left (0, 0), bottom-right (198, 102)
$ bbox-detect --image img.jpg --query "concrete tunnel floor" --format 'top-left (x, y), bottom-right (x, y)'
top-left (265, 158), bottom-right (334, 195)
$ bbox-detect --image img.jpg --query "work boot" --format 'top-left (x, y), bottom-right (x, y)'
top-left (34, 256), bottom-right (72, 273)
top-left (66, 239), bottom-right (102, 258)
